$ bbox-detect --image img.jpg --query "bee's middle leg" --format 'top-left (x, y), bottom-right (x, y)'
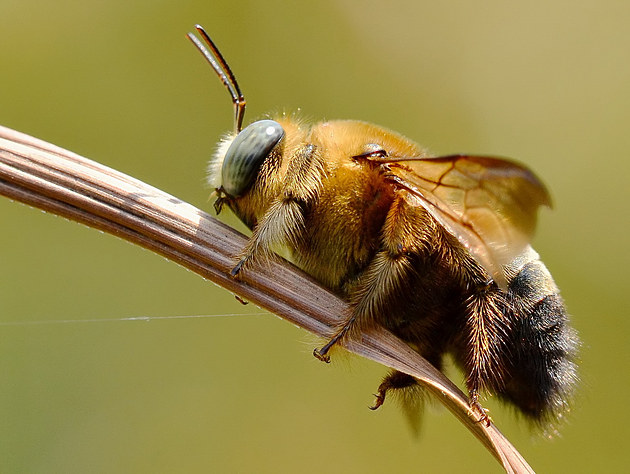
top-left (313, 314), bottom-right (357, 362)
top-left (313, 248), bottom-right (413, 362)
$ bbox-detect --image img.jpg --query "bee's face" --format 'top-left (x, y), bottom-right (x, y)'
top-left (208, 116), bottom-right (312, 227)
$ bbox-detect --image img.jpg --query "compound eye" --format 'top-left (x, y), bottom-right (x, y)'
top-left (221, 120), bottom-right (285, 197)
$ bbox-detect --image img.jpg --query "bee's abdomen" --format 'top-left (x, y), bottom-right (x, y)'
top-left (501, 247), bottom-right (579, 423)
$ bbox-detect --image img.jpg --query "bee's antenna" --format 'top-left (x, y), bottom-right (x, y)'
top-left (187, 25), bottom-right (246, 133)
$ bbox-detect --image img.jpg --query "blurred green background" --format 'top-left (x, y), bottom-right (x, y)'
top-left (1, 1), bottom-right (628, 472)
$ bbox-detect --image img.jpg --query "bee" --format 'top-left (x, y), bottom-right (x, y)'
top-left (188, 25), bottom-right (579, 429)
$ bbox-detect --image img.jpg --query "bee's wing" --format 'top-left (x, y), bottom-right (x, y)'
top-left (374, 154), bottom-right (551, 288)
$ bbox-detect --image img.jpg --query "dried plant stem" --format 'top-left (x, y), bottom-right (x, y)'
top-left (0, 125), bottom-right (534, 473)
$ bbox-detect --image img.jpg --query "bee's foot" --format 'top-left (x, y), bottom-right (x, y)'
top-left (369, 390), bottom-right (386, 411)
top-left (234, 294), bottom-right (249, 305)
top-left (471, 399), bottom-right (492, 427)
top-left (313, 347), bottom-right (331, 363)
top-left (230, 259), bottom-right (245, 278)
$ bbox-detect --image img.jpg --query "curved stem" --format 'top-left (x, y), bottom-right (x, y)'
top-left (0, 125), bottom-right (533, 473)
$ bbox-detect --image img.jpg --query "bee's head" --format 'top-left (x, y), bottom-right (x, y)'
top-left (187, 26), bottom-right (286, 205)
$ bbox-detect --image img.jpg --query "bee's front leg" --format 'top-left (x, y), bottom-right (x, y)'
top-left (230, 195), bottom-right (306, 278)
top-left (230, 144), bottom-right (320, 278)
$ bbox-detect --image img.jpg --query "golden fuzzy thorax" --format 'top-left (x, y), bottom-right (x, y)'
top-left (213, 117), bottom-right (430, 287)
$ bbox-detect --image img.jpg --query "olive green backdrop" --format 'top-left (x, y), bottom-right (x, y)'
top-left (1, 1), bottom-right (627, 473)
